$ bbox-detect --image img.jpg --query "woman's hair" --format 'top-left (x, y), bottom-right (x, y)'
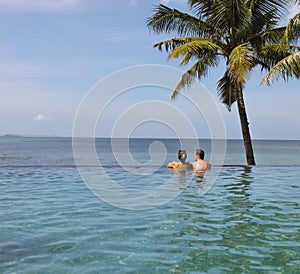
top-left (195, 149), bottom-right (205, 160)
top-left (177, 150), bottom-right (187, 161)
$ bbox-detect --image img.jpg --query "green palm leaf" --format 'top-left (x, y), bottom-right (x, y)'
top-left (261, 26), bottom-right (287, 44)
top-left (249, 0), bottom-right (288, 22)
top-left (282, 12), bottom-right (300, 44)
top-left (217, 70), bottom-right (237, 111)
top-left (168, 39), bottom-right (221, 62)
top-left (154, 37), bottom-right (192, 52)
top-left (259, 44), bottom-right (294, 67)
top-left (228, 44), bottom-right (258, 84)
top-left (262, 51), bottom-right (300, 84)
top-left (146, 4), bottom-right (213, 37)
top-left (171, 55), bottom-right (219, 99)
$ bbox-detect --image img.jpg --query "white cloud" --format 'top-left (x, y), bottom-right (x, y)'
top-left (0, 0), bottom-right (82, 11)
top-left (34, 114), bottom-right (50, 121)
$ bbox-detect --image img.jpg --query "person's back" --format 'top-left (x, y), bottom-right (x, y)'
top-left (192, 149), bottom-right (211, 173)
top-left (192, 158), bottom-right (210, 172)
top-left (167, 150), bottom-right (192, 170)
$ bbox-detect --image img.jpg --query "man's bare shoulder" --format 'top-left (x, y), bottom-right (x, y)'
top-left (192, 159), bottom-right (211, 171)
top-left (204, 160), bottom-right (211, 168)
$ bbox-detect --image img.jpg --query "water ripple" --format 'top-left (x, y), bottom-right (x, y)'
top-left (1, 166), bottom-right (300, 273)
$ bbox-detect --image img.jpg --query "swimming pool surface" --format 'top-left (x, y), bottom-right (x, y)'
top-left (1, 137), bottom-right (299, 273)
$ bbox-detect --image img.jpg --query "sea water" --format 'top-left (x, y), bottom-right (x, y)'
top-left (1, 137), bottom-right (300, 273)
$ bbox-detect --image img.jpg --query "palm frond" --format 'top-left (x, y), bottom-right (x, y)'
top-left (171, 68), bottom-right (197, 100)
top-left (259, 44), bottom-right (299, 67)
top-left (282, 12), bottom-right (300, 44)
top-left (260, 26), bottom-right (287, 44)
top-left (168, 38), bottom-right (221, 62)
top-left (228, 44), bottom-right (258, 83)
top-left (217, 70), bottom-right (237, 111)
top-left (250, 7), bottom-right (279, 34)
top-left (191, 0), bottom-right (251, 36)
top-left (262, 51), bottom-right (300, 85)
top-left (154, 37), bottom-right (193, 52)
top-left (171, 56), bottom-right (219, 99)
top-left (249, 0), bottom-right (288, 23)
top-left (188, 0), bottom-right (213, 18)
top-left (146, 4), bottom-right (214, 37)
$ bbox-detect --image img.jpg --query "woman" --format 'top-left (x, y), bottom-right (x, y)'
top-left (167, 150), bottom-right (192, 170)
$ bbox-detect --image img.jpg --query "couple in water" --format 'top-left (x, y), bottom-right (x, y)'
top-left (167, 149), bottom-right (211, 173)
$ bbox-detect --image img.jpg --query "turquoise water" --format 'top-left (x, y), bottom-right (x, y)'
top-left (1, 137), bottom-right (300, 273)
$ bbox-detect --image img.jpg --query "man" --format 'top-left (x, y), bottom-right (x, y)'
top-left (167, 150), bottom-right (192, 170)
top-left (192, 149), bottom-right (211, 173)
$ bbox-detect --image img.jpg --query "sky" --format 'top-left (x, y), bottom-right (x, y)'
top-left (0, 0), bottom-right (299, 140)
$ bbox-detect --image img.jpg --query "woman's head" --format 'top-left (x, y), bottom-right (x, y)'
top-left (178, 150), bottom-right (187, 163)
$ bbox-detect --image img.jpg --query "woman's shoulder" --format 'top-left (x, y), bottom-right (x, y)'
top-left (167, 161), bottom-right (180, 168)
top-left (181, 162), bottom-right (193, 170)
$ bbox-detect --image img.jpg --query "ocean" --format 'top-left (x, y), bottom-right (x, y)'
top-left (1, 137), bottom-right (300, 273)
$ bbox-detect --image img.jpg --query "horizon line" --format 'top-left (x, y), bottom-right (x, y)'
top-left (1, 134), bottom-right (300, 141)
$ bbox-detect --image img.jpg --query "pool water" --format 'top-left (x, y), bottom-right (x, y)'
top-left (1, 137), bottom-right (300, 273)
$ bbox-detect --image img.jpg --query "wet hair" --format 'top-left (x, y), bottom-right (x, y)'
top-left (195, 149), bottom-right (205, 160)
top-left (177, 150), bottom-right (187, 161)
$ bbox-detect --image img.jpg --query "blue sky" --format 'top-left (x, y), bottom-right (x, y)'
top-left (1, 0), bottom-right (299, 139)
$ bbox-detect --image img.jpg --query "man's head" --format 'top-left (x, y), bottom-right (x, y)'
top-left (194, 149), bottom-right (205, 160)
top-left (178, 150), bottom-right (187, 163)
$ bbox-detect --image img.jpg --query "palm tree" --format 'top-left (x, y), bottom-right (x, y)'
top-left (147, 0), bottom-right (299, 165)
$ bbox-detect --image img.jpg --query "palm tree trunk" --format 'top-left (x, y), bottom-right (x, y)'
top-left (236, 84), bottom-right (256, 165)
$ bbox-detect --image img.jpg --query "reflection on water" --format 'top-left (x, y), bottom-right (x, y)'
top-left (161, 167), bottom-right (299, 273)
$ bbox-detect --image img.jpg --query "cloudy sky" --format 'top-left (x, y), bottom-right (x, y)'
top-left (1, 0), bottom-right (299, 139)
